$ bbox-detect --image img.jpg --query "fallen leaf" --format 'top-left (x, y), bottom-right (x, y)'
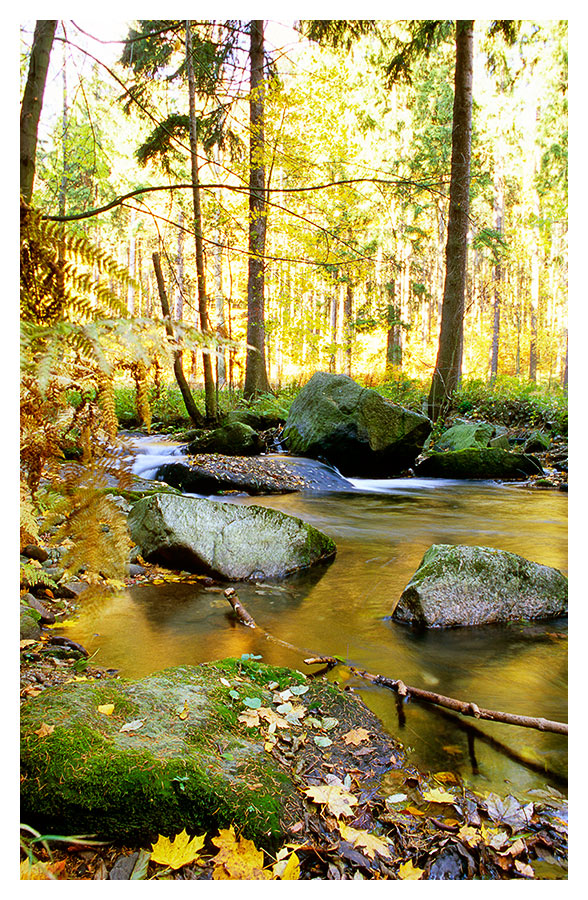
top-left (290, 684), bottom-right (309, 696)
top-left (385, 793), bottom-right (408, 806)
top-left (211, 826), bottom-right (271, 880)
top-left (304, 784), bottom-right (358, 818)
top-left (97, 704), bottom-right (114, 716)
top-left (434, 771), bottom-right (459, 784)
top-left (34, 723), bottom-right (55, 738)
top-left (397, 860), bottom-right (424, 880)
top-left (499, 838), bottom-right (526, 858)
top-left (422, 787), bottom-right (456, 804)
top-left (151, 829), bottom-right (206, 869)
top-left (514, 860), bottom-right (534, 878)
top-left (484, 794), bottom-right (534, 830)
top-left (405, 806), bottom-right (426, 816)
top-left (313, 735), bottom-right (332, 748)
top-left (20, 639), bottom-right (37, 649)
top-left (339, 823), bottom-right (392, 860)
top-left (481, 824), bottom-right (509, 849)
top-left (321, 717), bottom-right (339, 730)
top-left (243, 696), bottom-right (262, 709)
top-left (119, 720), bottom-right (144, 733)
top-left (178, 701), bottom-right (189, 720)
top-left (343, 727), bottom-right (370, 746)
top-left (272, 850), bottom-right (301, 879)
top-left (20, 859), bottom-right (53, 879)
top-left (457, 825), bottom-right (482, 847)
top-left (220, 677), bottom-right (231, 687)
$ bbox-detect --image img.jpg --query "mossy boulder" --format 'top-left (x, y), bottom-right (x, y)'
top-left (283, 372), bottom-right (431, 476)
top-left (434, 420), bottom-right (495, 452)
top-left (524, 430), bottom-right (551, 453)
top-left (128, 492), bottom-right (336, 580)
top-left (393, 544), bottom-right (568, 627)
top-left (414, 448), bottom-right (543, 480)
top-left (187, 422), bottom-right (264, 456)
top-left (20, 659), bottom-right (404, 846)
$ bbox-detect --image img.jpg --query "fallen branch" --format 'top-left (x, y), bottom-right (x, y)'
top-left (222, 592), bottom-right (568, 737)
top-left (224, 588), bottom-right (257, 628)
top-left (303, 656), bottom-right (568, 737)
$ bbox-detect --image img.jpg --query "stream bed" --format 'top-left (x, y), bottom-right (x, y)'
top-left (61, 436), bottom-right (568, 800)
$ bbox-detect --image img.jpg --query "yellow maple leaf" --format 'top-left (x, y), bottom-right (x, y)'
top-left (304, 784), bottom-right (358, 818)
top-left (272, 849), bottom-right (301, 879)
top-left (343, 727), bottom-right (370, 746)
top-left (178, 700), bottom-right (189, 720)
top-left (150, 829), bottom-right (206, 869)
top-left (211, 827), bottom-right (271, 880)
top-left (422, 787), bottom-right (456, 804)
top-left (433, 771), bottom-right (459, 783)
top-left (339, 823), bottom-right (392, 860)
top-left (20, 859), bottom-right (52, 879)
top-left (457, 825), bottom-right (482, 847)
top-left (97, 703), bottom-right (114, 716)
top-left (397, 859), bottom-right (424, 880)
top-left (34, 723), bottom-right (55, 738)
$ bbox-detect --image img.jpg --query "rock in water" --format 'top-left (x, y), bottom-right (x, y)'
top-left (414, 448), bottom-right (543, 479)
top-left (282, 372), bottom-right (431, 476)
top-left (128, 492), bottom-right (336, 580)
top-left (186, 421), bottom-right (264, 456)
top-left (393, 544), bottom-right (568, 627)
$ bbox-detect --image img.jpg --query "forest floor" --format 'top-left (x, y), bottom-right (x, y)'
top-left (20, 424), bottom-right (568, 880)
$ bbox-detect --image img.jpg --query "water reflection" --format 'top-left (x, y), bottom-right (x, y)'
top-left (63, 469), bottom-right (567, 798)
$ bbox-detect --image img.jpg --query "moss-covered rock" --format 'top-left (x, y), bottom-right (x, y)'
top-left (20, 659), bottom-right (403, 846)
top-left (414, 448), bottom-right (543, 480)
top-left (128, 492), bottom-right (336, 580)
top-left (283, 372), bottom-right (431, 476)
top-left (433, 420), bottom-right (495, 452)
top-left (393, 544), bottom-right (568, 627)
top-left (187, 422), bottom-right (264, 456)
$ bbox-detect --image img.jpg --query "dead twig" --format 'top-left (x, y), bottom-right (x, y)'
top-left (304, 657), bottom-right (568, 737)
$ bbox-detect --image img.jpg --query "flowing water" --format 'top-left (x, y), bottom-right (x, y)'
top-left (63, 436), bottom-right (568, 798)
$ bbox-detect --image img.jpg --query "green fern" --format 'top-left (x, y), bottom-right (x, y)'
top-left (20, 562), bottom-right (58, 592)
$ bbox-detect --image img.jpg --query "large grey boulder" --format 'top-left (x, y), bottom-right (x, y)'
top-left (128, 492), bottom-right (336, 580)
top-left (393, 544), bottom-right (568, 627)
top-left (283, 372), bottom-right (431, 476)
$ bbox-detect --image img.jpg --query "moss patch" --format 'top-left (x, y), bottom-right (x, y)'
top-left (21, 659), bottom-right (404, 848)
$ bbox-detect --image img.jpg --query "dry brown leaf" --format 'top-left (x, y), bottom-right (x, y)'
top-left (343, 727), bottom-right (370, 746)
top-left (304, 784), bottom-right (358, 818)
top-left (34, 723), bottom-right (55, 738)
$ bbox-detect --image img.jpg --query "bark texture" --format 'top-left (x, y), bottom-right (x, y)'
top-left (20, 20), bottom-right (58, 204)
top-left (427, 20), bottom-right (474, 421)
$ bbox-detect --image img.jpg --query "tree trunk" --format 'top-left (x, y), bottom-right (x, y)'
top-left (489, 175), bottom-right (504, 382)
top-left (243, 19), bottom-right (271, 399)
top-left (427, 20), bottom-right (474, 421)
top-left (385, 277), bottom-right (402, 375)
top-left (152, 252), bottom-right (205, 427)
top-left (343, 281), bottom-right (353, 376)
top-left (185, 21), bottom-right (217, 420)
top-left (20, 20), bottom-right (57, 204)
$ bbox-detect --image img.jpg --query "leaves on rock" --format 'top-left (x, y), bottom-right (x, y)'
top-left (272, 848), bottom-right (301, 879)
top-left (119, 719), bottom-right (144, 733)
top-left (484, 794), bottom-right (534, 830)
top-left (304, 784), bottom-right (358, 818)
top-left (97, 703), bottom-right (114, 716)
top-left (150, 829), bottom-right (206, 869)
top-left (343, 727), bottom-right (370, 745)
top-left (34, 722), bottom-right (55, 737)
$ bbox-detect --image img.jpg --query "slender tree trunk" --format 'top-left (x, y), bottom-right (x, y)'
top-left (427, 20), bottom-right (474, 421)
top-left (343, 281), bottom-right (353, 376)
top-left (20, 20), bottom-right (57, 204)
top-left (244, 19), bottom-right (271, 399)
top-left (490, 175), bottom-right (504, 382)
top-left (185, 21), bottom-right (217, 420)
top-left (385, 279), bottom-right (402, 375)
top-left (152, 252), bottom-right (205, 427)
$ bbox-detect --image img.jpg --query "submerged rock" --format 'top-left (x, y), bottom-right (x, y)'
top-left (128, 492), bottom-right (336, 580)
top-left (283, 372), bottom-right (431, 476)
top-left (414, 448), bottom-right (543, 480)
top-left (20, 659), bottom-right (404, 846)
top-left (393, 544), bottom-right (568, 627)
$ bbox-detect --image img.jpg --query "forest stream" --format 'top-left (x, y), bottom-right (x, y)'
top-left (59, 435), bottom-right (568, 801)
